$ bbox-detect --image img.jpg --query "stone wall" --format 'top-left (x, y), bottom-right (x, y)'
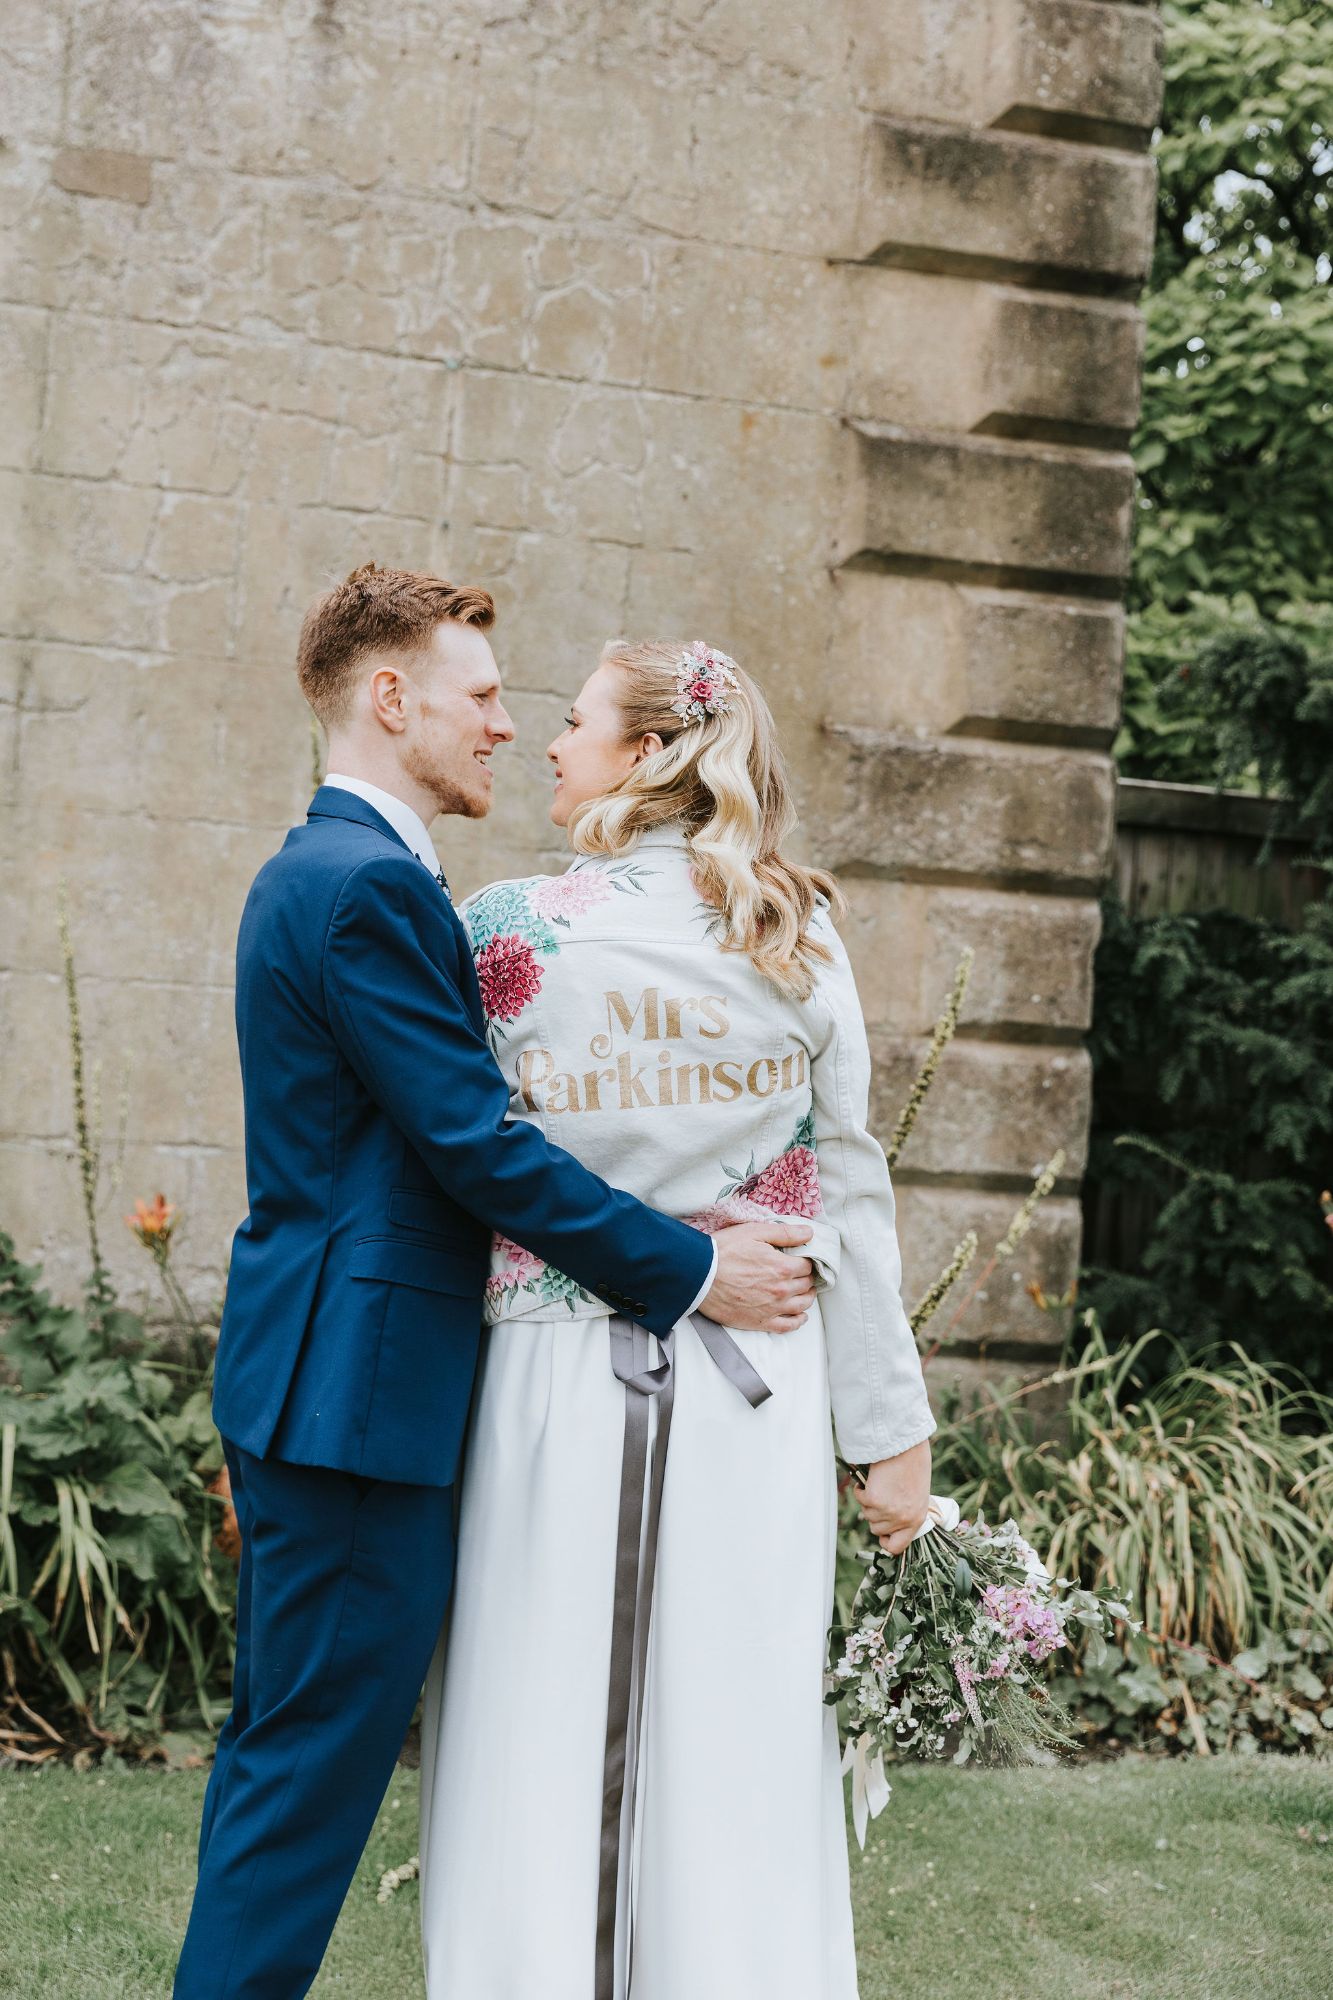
top-left (1, 1), bottom-right (1162, 1388)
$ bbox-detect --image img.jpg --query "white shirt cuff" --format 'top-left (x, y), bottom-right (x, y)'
top-left (681, 1239), bottom-right (718, 1321)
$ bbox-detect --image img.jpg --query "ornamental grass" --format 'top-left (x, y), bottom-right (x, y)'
top-left (926, 1315), bottom-right (1333, 1664)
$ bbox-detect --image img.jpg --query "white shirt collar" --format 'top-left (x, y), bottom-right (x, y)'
top-left (321, 774), bottom-right (441, 875)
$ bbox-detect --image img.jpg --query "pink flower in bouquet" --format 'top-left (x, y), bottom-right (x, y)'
top-left (530, 871), bottom-right (612, 919)
top-left (476, 933), bottom-right (543, 1022)
top-left (980, 1582), bottom-right (1066, 1663)
top-left (950, 1653), bottom-right (984, 1727)
top-left (493, 1233), bottom-right (543, 1285)
top-left (738, 1145), bottom-right (823, 1218)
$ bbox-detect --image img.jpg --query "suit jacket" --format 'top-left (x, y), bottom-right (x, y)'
top-left (212, 786), bottom-right (713, 1486)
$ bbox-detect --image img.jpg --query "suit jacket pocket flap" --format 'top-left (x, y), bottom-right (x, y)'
top-left (349, 1236), bottom-right (486, 1297)
top-left (388, 1186), bottom-right (467, 1238)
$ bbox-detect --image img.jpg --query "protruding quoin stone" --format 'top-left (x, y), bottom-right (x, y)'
top-left (815, 729), bottom-right (1117, 890)
top-left (830, 568), bottom-right (1124, 745)
top-left (850, 0), bottom-right (1163, 151)
top-left (836, 424), bottom-right (1135, 591)
top-left (850, 118), bottom-right (1157, 292)
top-left (844, 269), bottom-right (1146, 445)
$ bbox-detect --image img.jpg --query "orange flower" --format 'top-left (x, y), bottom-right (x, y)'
top-left (126, 1194), bottom-right (177, 1254)
top-left (207, 1464), bottom-right (242, 1562)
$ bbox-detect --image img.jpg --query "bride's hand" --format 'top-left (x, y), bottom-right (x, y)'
top-left (856, 1439), bottom-right (932, 1554)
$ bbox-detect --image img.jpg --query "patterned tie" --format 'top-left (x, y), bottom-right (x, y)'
top-left (434, 864), bottom-right (452, 902)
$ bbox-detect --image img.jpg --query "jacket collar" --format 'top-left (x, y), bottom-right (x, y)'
top-left (306, 783), bottom-right (413, 856)
top-left (626, 822), bottom-right (691, 854)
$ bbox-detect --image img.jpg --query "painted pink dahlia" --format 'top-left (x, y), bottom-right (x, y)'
top-left (475, 932), bottom-right (543, 1022)
top-left (684, 1195), bottom-right (774, 1235)
top-left (492, 1232), bottom-right (544, 1284)
top-left (739, 1144), bottom-right (823, 1218)
top-left (530, 871), bottom-right (613, 918)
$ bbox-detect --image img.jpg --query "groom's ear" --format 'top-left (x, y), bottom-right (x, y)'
top-left (367, 662), bottom-right (410, 734)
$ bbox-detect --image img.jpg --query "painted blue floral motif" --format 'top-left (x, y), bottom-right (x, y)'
top-left (462, 864), bottom-right (657, 1037)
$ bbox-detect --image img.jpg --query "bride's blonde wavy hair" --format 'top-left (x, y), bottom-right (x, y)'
top-left (569, 639), bottom-right (845, 1000)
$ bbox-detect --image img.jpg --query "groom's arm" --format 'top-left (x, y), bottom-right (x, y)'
top-left (322, 853), bottom-right (713, 1337)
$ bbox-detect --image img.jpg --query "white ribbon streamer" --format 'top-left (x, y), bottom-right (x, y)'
top-left (904, 1492), bottom-right (961, 1543)
top-left (840, 1731), bottom-right (892, 1849)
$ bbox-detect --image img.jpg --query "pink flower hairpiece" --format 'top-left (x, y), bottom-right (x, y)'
top-left (671, 640), bottom-right (739, 724)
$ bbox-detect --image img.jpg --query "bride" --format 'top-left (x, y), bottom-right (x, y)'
top-left (419, 637), bottom-right (937, 1998)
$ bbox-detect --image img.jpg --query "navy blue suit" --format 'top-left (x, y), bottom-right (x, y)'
top-left (174, 787), bottom-right (711, 1998)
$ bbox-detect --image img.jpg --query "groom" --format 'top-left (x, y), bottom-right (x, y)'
top-left (173, 565), bottom-right (816, 1999)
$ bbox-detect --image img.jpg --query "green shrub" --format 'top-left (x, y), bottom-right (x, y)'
top-left (1083, 883), bottom-right (1333, 1389)
top-left (0, 1234), bottom-right (235, 1759)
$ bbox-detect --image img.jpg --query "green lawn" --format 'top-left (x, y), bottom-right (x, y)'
top-left (0, 1755), bottom-right (1329, 1998)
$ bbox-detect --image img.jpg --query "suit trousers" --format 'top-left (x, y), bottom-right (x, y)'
top-left (173, 1441), bottom-right (455, 2000)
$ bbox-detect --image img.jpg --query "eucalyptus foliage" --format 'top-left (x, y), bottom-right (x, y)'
top-left (0, 1235), bottom-right (233, 1757)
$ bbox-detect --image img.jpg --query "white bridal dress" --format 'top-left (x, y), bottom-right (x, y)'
top-left (419, 829), bottom-right (936, 2000)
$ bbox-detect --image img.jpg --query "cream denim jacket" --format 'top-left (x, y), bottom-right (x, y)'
top-left (459, 827), bottom-right (936, 1465)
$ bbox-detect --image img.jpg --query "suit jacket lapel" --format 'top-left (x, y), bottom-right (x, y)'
top-left (308, 786), bottom-right (488, 1034)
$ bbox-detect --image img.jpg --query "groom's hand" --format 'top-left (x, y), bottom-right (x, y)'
top-left (702, 1221), bottom-right (816, 1333)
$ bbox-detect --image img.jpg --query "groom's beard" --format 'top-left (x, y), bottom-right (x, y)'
top-left (403, 737), bottom-right (491, 819)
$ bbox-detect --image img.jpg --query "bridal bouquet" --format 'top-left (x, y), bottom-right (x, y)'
top-left (826, 1497), bottom-right (1138, 1844)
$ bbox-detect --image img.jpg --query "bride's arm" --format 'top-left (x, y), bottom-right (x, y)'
top-left (809, 923), bottom-right (937, 1469)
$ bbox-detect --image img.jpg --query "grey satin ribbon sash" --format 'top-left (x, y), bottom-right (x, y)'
top-left (595, 1310), bottom-right (772, 2000)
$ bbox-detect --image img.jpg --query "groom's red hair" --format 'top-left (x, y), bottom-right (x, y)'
top-left (298, 562), bottom-right (496, 726)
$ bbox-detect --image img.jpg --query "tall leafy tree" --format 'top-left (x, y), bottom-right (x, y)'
top-left (1119, 0), bottom-right (1333, 779)
top-left (1084, 5), bottom-right (1333, 1380)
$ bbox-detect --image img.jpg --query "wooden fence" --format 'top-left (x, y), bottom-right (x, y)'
top-left (1113, 777), bottom-right (1326, 926)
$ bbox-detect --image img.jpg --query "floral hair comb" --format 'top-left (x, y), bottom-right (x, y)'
top-left (671, 640), bottom-right (740, 723)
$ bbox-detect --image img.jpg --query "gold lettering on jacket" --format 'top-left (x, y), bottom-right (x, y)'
top-left (516, 986), bottom-right (807, 1115)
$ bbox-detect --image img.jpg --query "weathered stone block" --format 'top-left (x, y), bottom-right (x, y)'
top-left (1, 0), bottom-right (65, 145)
top-left (647, 242), bottom-right (838, 410)
top-left (868, 1037), bottom-right (1091, 1180)
top-left (844, 268), bottom-right (1145, 444)
top-left (837, 424), bottom-right (1135, 588)
top-left (893, 1184), bottom-right (1082, 1348)
top-left (5, 642), bottom-right (317, 829)
top-left (851, 0), bottom-right (1162, 148)
top-left (829, 568), bottom-right (1124, 743)
top-left (234, 501), bottom-right (436, 664)
top-left (149, 494), bottom-right (243, 586)
top-left (838, 877), bottom-right (1101, 1036)
top-left (814, 729), bottom-right (1116, 889)
top-left (0, 306), bottom-right (46, 472)
top-left (987, 0), bottom-right (1165, 147)
top-left (2, 797), bottom-right (283, 988)
top-left (52, 147), bottom-right (152, 205)
top-left (851, 119), bottom-right (1157, 291)
top-left (11, 472), bottom-right (162, 650)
